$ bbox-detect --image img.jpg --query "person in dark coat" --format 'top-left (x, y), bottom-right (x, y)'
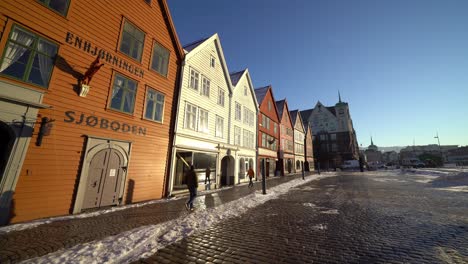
top-left (185, 165), bottom-right (198, 211)
top-left (205, 167), bottom-right (211, 190)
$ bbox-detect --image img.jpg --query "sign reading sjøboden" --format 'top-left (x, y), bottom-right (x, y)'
top-left (64, 111), bottom-right (146, 136)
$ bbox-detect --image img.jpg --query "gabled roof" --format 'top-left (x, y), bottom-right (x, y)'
top-left (254, 85), bottom-right (280, 122)
top-left (301, 108), bottom-right (313, 122)
top-left (230, 69), bottom-right (259, 112)
top-left (183, 33), bottom-right (233, 94)
top-left (254, 86), bottom-right (269, 104)
top-left (159, 0), bottom-right (184, 60)
top-left (183, 37), bottom-right (208, 52)
top-left (229, 70), bottom-right (245, 86)
top-left (289, 110), bottom-right (305, 133)
top-left (275, 99), bottom-right (285, 118)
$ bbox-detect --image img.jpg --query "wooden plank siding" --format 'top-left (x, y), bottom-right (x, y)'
top-left (0, 0), bottom-right (183, 223)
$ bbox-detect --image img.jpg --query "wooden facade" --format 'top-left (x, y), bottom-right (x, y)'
top-left (255, 86), bottom-right (280, 177)
top-left (0, 0), bottom-right (183, 224)
top-left (290, 110), bottom-right (305, 173)
top-left (304, 124), bottom-right (314, 171)
top-left (276, 99), bottom-right (294, 176)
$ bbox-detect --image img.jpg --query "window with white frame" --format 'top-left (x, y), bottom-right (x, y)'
top-left (217, 87), bottom-right (225, 106)
top-left (110, 73), bottom-right (138, 114)
top-left (261, 132), bottom-right (267, 147)
top-left (248, 131), bottom-right (254, 149)
top-left (243, 107), bottom-right (249, 125)
top-left (267, 101), bottom-right (271, 111)
top-left (235, 102), bottom-right (242, 121)
top-left (210, 55), bottom-right (216, 68)
top-left (244, 86), bottom-right (248, 96)
top-left (274, 123), bottom-right (277, 135)
top-left (144, 88), bottom-right (165, 122)
top-left (215, 115), bottom-right (224, 138)
top-left (198, 108), bottom-right (209, 133)
top-left (201, 76), bottom-right (210, 97)
top-left (185, 103), bottom-right (197, 130)
top-left (38, 0), bottom-right (70, 15)
top-left (330, 133), bottom-right (337, 141)
top-left (234, 126), bottom-right (241, 145)
top-left (189, 68), bottom-right (199, 90)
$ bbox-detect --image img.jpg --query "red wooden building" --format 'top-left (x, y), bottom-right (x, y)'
top-left (254, 86), bottom-right (280, 177)
top-left (276, 99), bottom-right (295, 175)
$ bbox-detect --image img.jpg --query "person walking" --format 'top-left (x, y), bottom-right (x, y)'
top-left (185, 165), bottom-right (198, 211)
top-left (248, 167), bottom-right (254, 188)
top-left (205, 166), bottom-right (211, 190)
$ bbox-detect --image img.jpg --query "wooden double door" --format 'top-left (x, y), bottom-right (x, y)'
top-left (82, 148), bottom-right (125, 210)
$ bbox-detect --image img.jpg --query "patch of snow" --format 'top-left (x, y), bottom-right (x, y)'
top-left (23, 173), bottom-right (337, 264)
top-left (372, 178), bottom-right (407, 183)
top-left (312, 224), bottom-right (327, 231)
top-left (435, 186), bottom-right (468, 193)
top-left (320, 209), bottom-right (339, 215)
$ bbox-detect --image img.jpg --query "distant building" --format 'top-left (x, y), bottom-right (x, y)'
top-left (399, 144), bottom-right (458, 163)
top-left (364, 138), bottom-right (383, 165)
top-left (446, 146), bottom-right (468, 165)
top-left (301, 94), bottom-right (359, 170)
top-left (382, 151), bottom-right (399, 165)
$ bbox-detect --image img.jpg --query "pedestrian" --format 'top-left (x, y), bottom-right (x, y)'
top-left (205, 166), bottom-right (211, 190)
top-left (185, 165), bottom-right (198, 211)
top-left (248, 167), bottom-right (254, 188)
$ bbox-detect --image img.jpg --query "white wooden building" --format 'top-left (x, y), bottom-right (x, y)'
top-left (169, 34), bottom-right (237, 194)
top-left (290, 110), bottom-right (305, 172)
top-left (229, 69), bottom-right (258, 184)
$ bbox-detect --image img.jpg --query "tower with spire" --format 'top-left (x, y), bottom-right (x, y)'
top-left (299, 92), bottom-right (360, 170)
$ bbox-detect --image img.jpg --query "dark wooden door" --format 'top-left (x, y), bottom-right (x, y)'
top-left (82, 148), bottom-right (124, 209)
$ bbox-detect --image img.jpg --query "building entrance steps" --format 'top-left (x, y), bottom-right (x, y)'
top-left (0, 172), bottom-right (317, 263)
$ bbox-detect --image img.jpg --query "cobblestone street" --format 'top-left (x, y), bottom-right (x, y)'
top-left (137, 171), bottom-right (468, 264)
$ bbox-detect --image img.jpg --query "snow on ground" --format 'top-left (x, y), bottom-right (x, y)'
top-left (436, 186), bottom-right (468, 193)
top-left (23, 173), bottom-right (337, 264)
top-left (0, 196), bottom-right (187, 235)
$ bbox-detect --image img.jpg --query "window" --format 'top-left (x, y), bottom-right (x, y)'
top-left (268, 101), bottom-right (271, 111)
top-left (243, 107), bottom-right (249, 125)
top-left (248, 131), bottom-right (254, 149)
top-left (198, 108), bottom-right (209, 133)
top-left (320, 134), bottom-right (327, 141)
top-left (331, 143), bottom-right (338, 152)
top-left (38, 0), bottom-right (70, 16)
top-left (330, 133), bottom-right (337, 141)
top-left (244, 86), bottom-right (248, 96)
top-left (215, 115), bottom-right (224, 138)
top-left (234, 126), bottom-right (241, 145)
top-left (210, 55), bottom-right (215, 68)
top-left (189, 68), bottom-right (199, 90)
top-left (119, 21), bottom-right (145, 61)
top-left (274, 123), bottom-right (277, 135)
top-left (151, 42), bottom-right (169, 77)
top-left (144, 88), bottom-right (164, 122)
top-left (217, 87), bottom-right (225, 106)
top-left (235, 102), bottom-right (242, 121)
top-left (110, 74), bottom-right (137, 114)
top-left (243, 129), bottom-right (249, 148)
top-left (201, 76), bottom-right (210, 97)
top-left (144, 0), bottom-right (151, 4)
top-left (185, 103), bottom-right (197, 130)
top-left (261, 133), bottom-right (267, 147)
top-left (0, 25), bottom-right (58, 88)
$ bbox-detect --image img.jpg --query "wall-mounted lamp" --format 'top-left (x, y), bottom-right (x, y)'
top-left (36, 117), bottom-right (55, 146)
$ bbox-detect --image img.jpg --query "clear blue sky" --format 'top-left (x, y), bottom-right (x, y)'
top-left (168, 0), bottom-right (468, 147)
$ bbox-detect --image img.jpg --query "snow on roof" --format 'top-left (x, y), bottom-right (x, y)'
top-left (254, 86), bottom-right (269, 104)
top-left (229, 70), bottom-right (245, 86)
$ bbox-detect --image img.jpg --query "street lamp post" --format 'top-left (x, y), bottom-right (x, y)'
top-left (434, 133), bottom-right (443, 165)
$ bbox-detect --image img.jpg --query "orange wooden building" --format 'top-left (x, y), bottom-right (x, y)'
top-left (0, 0), bottom-right (183, 224)
top-left (254, 86), bottom-right (280, 177)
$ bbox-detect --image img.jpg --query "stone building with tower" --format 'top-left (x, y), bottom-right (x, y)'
top-left (301, 94), bottom-right (359, 170)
